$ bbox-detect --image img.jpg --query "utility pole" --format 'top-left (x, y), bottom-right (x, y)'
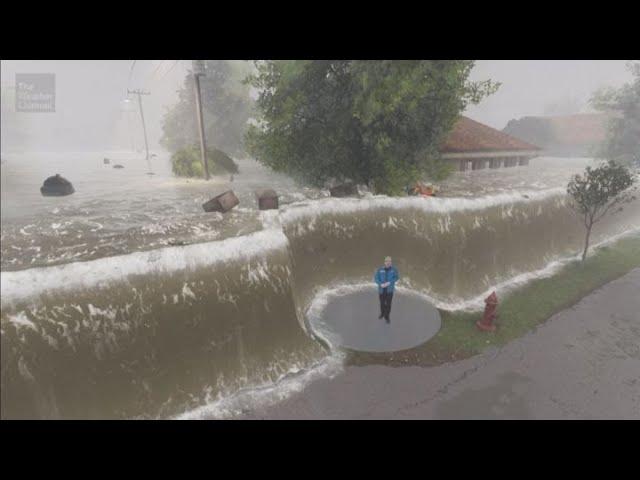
top-left (128, 112), bottom-right (135, 151)
top-left (127, 89), bottom-right (152, 172)
top-left (192, 60), bottom-right (210, 180)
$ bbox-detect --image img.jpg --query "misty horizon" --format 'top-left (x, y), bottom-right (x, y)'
top-left (1, 60), bottom-right (635, 153)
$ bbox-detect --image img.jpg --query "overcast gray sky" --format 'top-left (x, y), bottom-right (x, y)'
top-left (1, 60), bottom-right (636, 152)
top-left (1, 60), bottom-right (188, 151)
top-left (465, 60), bottom-right (635, 129)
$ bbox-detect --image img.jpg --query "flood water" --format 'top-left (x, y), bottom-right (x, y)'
top-left (0, 153), bottom-right (602, 271)
top-left (2, 152), bottom-right (639, 419)
top-left (1, 152), bottom-right (324, 271)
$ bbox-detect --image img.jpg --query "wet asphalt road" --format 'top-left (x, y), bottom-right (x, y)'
top-left (242, 269), bottom-right (640, 419)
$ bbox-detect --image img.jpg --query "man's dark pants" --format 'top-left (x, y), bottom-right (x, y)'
top-left (379, 291), bottom-right (393, 319)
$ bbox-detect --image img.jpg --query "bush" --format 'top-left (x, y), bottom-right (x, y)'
top-left (171, 146), bottom-right (239, 178)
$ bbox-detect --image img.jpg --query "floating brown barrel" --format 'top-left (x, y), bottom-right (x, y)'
top-left (40, 174), bottom-right (75, 196)
top-left (255, 189), bottom-right (279, 210)
top-left (203, 190), bottom-right (239, 213)
top-left (330, 183), bottom-right (358, 197)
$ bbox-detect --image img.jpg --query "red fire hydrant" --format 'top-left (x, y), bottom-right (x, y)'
top-left (476, 291), bottom-right (498, 332)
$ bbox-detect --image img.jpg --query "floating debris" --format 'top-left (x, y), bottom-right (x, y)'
top-left (40, 174), bottom-right (75, 196)
top-left (203, 190), bottom-right (239, 213)
top-left (255, 189), bottom-right (279, 210)
top-left (329, 183), bottom-right (358, 198)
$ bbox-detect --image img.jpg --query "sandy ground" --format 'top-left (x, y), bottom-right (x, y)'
top-left (242, 269), bottom-right (640, 419)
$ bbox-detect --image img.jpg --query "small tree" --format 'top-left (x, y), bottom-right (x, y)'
top-left (567, 160), bottom-right (636, 261)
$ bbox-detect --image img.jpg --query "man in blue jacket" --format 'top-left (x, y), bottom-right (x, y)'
top-left (374, 256), bottom-right (399, 323)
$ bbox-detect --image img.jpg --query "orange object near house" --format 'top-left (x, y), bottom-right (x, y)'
top-left (477, 291), bottom-right (498, 332)
top-left (410, 182), bottom-right (436, 197)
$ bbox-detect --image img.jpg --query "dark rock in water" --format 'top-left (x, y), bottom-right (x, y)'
top-left (203, 190), bottom-right (239, 213)
top-left (167, 239), bottom-right (188, 246)
top-left (255, 189), bottom-right (279, 210)
top-left (40, 174), bottom-right (75, 196)
top-left (113, 164), bottom-right (125, 169)
top-left (330, 183), bottom-right (358, 198)
top-left (103, 158), bottom-right (110, 164)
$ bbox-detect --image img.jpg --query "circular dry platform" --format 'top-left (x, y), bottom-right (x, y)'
top-left (311, 288), bottom-right (441, 353)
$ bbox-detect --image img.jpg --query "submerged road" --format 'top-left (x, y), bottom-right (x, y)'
top-left (243, 269), bottom-right (640, 419)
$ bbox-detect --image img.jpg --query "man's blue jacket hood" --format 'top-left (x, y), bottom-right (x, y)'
top-left (374, 266), bottom-right (399, 294)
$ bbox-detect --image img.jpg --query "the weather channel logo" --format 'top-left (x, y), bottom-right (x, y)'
top-left (15, 73), bottom-right (56, 112)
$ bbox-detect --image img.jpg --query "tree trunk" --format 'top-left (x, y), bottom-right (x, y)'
top-left (582, 225), bottom-right (592, 261)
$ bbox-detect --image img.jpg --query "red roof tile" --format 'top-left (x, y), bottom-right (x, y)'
top-left (440, 116), bottom-right (541, 153)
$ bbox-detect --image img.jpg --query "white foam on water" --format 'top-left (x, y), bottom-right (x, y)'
top-left (6, 311), bottom-right (38, 331)
top-left (435, 226), bottom-right (640, 311)
top-left (303, 226), bottom-right (640, 315)
top-left (1, 228), bottom-right (289, 307)
top-left (277, 188), bottom-right (566, 226)
top-left (173, 352), bottom-right (344, 420)
top-left (4, 186), bottom-right (634, 312)
top-left (181, 283), bottom-right (196, 302)
top-left (87, 303), bottom-right (118, 321)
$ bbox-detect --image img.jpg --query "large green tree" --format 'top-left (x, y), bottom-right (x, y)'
top-left (591, 61), bottom-right (640, 167)
top-left (245, 60), bottom-right (499, 195)
top-left (160, 60), bottom-right (254, 156)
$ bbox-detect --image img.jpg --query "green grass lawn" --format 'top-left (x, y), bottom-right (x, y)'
top-left (347, 233), bottom-right (640, 367)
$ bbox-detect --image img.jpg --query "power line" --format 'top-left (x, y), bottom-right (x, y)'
top-left (151, 60), bottom-right (166, 79)
top-left (192, 60), bottom-right (210, 180)
top-left (127, 60), bottom-right (137, 90)
top-left (127, 89), bottom-right (152, 172)
top-left (144, 60), bottom-right (168, 88)
top-left (159, 60), bottom-right (181, 81)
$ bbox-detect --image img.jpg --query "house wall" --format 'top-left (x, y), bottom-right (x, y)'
top-left (450, 155), bottom-right (535, 172)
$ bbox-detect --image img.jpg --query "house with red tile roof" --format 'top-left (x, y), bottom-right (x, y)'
top-left (439, 116), bottom-right (542, 171)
